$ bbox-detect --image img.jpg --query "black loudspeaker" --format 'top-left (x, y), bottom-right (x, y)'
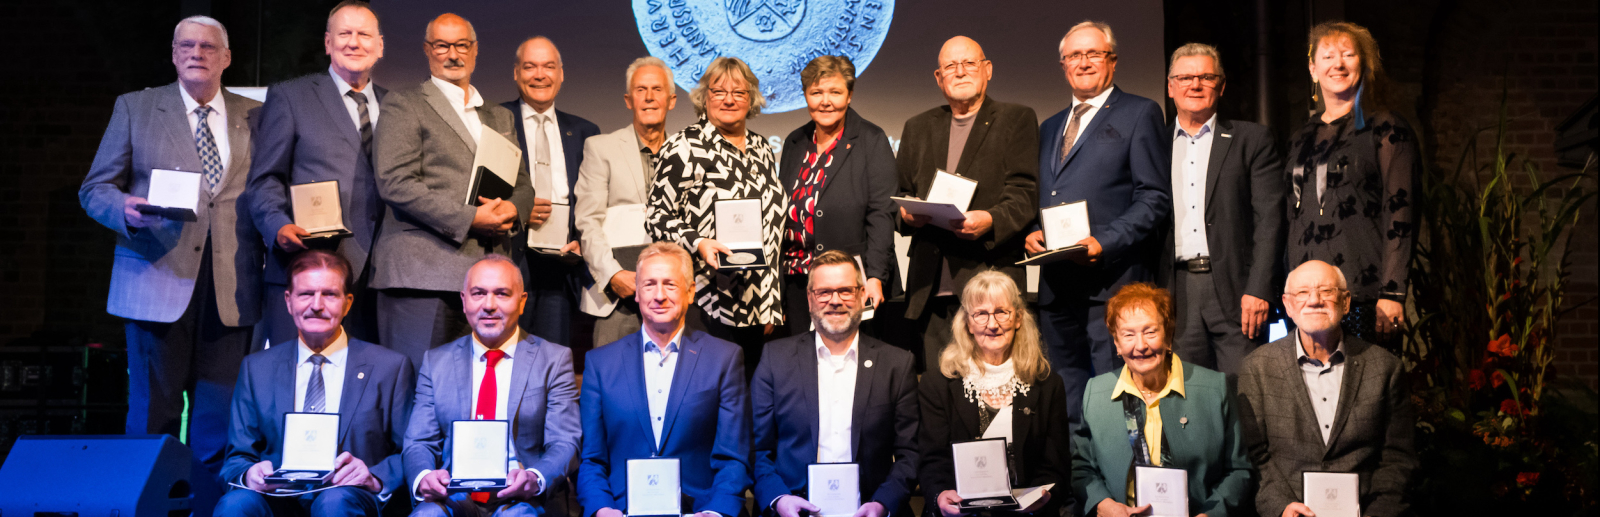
top-left (0, 434), bottom-right (194, 517)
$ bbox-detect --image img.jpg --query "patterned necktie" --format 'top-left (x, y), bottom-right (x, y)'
top-left (1059, 102), bottom-right (1093, 162)
top-left (193, 105), bottom-right (223, 194)
top-left (347, 90), bottom-right (372, 160)
top-left (533, 114), bottom-right (553, 201)
top-left (303, 354), bottom-right (328, 413)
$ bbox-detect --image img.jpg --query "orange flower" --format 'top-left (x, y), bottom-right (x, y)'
top-left (1488, 334), bottom-right (1519, 357)
top-left (1491, 371), bottom-right (1506, 388)
top-left (1500, 399), bottom-right (1522, 416)
top-left (1469, 370), bottom-right (1486, 390)
top-left (1517, 472), bottom-right (1539, 487)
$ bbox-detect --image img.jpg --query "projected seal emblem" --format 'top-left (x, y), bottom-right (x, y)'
top-left (633, 0), bottom-right (894, 113)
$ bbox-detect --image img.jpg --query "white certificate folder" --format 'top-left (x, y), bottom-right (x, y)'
top-left (266, 412), bottom-right (339, 488)
top-left (136, 168), bottom-right (201, 221)
top-left (891, 169), bottom-right (977, 228)
top-left (1017, 201), bottom-right (1090, 266)
top-left (290, 180), bottom-right (351, 239)
top-left (1135, 465), bottom-right (1189, 517)
top-left (952, 438), bottom-right (1019, 511)
top-left (465, 130), bottom-right (523, 206)
top-left (627, 458), bottom-right (682, 517)
top-left (448, 420), bottom-right (510, 493)
top-left (1304, 472), bottom-right (1360, 517)
top-left (714, 198), bottom-right (766, 270)
top-left (809, 463), bottom-right (861, 517)
top-left (527, 203), bottom-right (572, 251)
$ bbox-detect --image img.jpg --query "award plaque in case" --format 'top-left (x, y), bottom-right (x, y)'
top-left (447, 420), bottom-right (510, 493)
top-left (264, 412), bottom-right (339, 488)
top-left (713, 198), bottom-right (766, 270)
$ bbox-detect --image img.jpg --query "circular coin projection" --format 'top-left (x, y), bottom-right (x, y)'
top-left (633, 0), bottom-right (895, 113)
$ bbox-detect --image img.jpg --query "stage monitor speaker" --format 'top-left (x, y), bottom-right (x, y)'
top-left (0, 434), bottom-right (193, 517)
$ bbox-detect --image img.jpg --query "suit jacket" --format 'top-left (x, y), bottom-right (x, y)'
top-left (79, 82), bottom-right (263, 325)
top-left (1154, 118), bottom-right (1285, 323)
top-left (369, 80), bottom-right (533, 292)
top-left (247, 72), bottom-right (388, 284)
top-left (1036, 86), bottom-right (1170, 305)
top-left (501, 100), bottom-right (601, 243)
top-left (573, 126), bottom-right (654, 317)
top-left (221, 337), bottom-right (415, 497)
top-left (402, 333), bottom-right (582, 498)
top-left (751, 332), bottom-right (919, 516)
top-left (919, 370), bottom-right (1075, 517)
top-left (578, 329), bottom-right (751, 517)
top-left (1235, 334), bottom-right (1416, 517)
top-left (1070, 360), bottom-right (1253, 517)
top-left (896, 97), bottom-right (1039, 318)
top-left (778, 108), bottom-right (898, 284)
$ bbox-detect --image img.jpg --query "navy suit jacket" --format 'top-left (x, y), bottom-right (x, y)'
top-left (248, 72), bottom-right (388, 284)
top-left (402, 332), bottom-right (582, 498)
top-left (221, 337), bottom-right (415, 497)
top-left (501, 100), bottom-right (601, 243)
top-left (1036, 86), bottom-right (1171, 305)
top-left (751, 332), bottom-right (919, 516)
top-left (578, 329), bottom-right (751, 517)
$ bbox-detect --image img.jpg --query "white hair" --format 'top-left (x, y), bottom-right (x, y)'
top-left (174, 15), bottom-right (229, 49)
top-left (1169, 42), bottom-right (1226, 79)
top-left (625, 56), bottom-right (675, 92)
top-left (1285, 260), bottom-right (1349, 291)
top-left (1059, 20), bottom-right (1115, 56)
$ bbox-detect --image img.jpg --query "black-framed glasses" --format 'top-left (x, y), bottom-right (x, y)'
top-left (1169, 74), bottom-right (1223, 87)
top-left (1287, 287), bottom-right (1347, 303)
top-left (938, 59), bottom-right (988, 76)
top-left (968, 308), bottom-right (1015, 326)
top-left (1060, 50), bottom-right (1114, 64)
top-left (809, 286), bottom-right (860, 302)
top-left (428, 40), bottom-right (475, 54)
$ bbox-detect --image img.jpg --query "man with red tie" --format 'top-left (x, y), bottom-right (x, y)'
top-left (402, 254), bottom-right (581, 516)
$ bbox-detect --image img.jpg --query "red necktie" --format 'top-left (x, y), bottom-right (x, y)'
top-left (471, 349), bottom-right (506, 503)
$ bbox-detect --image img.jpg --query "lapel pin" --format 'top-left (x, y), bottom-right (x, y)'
top-left (864, 360), bottom-right (873, 368)
top-left (357, 372), bottom-right (365, 379)
top-left (1180, 417), bottom-right (1188, 428)
top-left (1023, 407), bottom-right (1032, 415)
top-left (566, 131), bottom-right (573, 136)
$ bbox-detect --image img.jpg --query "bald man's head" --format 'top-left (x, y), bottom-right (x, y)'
top-left (935, 36), bottom-right (991, 105)
top-left (424, 13), bottom-right (477, 87)
top-left (1283, 260), bottom-right (1350, 336)
top-left (514, 36), bottom-right (564, 112)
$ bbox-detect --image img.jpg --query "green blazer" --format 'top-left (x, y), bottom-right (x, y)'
top-left (1070, 359), bottom-right (1254, 517)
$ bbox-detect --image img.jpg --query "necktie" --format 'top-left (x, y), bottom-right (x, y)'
top-left (470, 349), bottom-right (507, 504)
top-left (1059, 102), bottom-right (1093, 163)
top-left (303, 354), bottom-right (328, 413)
top-left (347, 90), bottom-right (372, 160)
top-left (533, 114), bottom-right (553, 201)
top-left (194, 105), bottom-right (224, 194)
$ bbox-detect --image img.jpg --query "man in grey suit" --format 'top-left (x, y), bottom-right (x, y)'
top-left (1236, 260), bottom-right (1417, 517)
top-left (78, 15), bottom-right (262, 475)
top-left (248, 0), bottom-right (388, 349)
top-left (371, 13), bottom-right (532, 366)
top-left (573, 56), bottom-right (678, 347)
top-left (404, 254), bottom-right (581, 516)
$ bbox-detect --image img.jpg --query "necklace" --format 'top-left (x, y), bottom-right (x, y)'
top-left (962, 358), bottom-right (1029, 409)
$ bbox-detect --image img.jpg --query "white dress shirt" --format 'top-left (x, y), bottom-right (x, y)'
top-left (1171, 114), bottom-right (1217, 260)
top-left (815, 333), bottom-right (860, 463)
top-left (177, 84), bottom-right (230, 176)
top-left (1063, 85), bottom-right (1115, 149)
top-left (643, 326), bottom-right (684, 447)
top-left (294, 329), bottom-right (350, 413)
top-left (414, 330), bottom-right (547, 499)
top-left (429, 76), bottom-right (484, 142)
top-left (1295, 333), bottom-right (1346, 444)
top-left (329, 66), bottom-right (380, 130)
top-left (519, 101), bottom-right (569, 203)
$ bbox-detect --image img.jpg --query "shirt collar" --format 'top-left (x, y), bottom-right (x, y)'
top-left (178, 83), bottom-right (227, 118)
top-left (328, 66), bottom-right (357, 96)
top-left (1111, 354), bottom-right (1187, 400)
top-left (642, 325), bottom-right (684, 354)
top-left (297, 328), bottom-right (350, 367)
top-left (471, 329), bottom-right (522, 361)
top-left (1071, 85), bottom-right (1115, 111)
top-left (520, 100), bottom-right (557, 121)
top-left (430, 76), bottom-right (482, 110)
top-left (814, 331), bottom-right (861, 362)
top-left (1173, 113), bottom-right (1218, 140)
top-left (1294, 332), bottom-right (1346, 368)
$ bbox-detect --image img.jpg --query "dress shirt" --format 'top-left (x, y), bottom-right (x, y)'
top-left (1063, 86), bottom-right (1115, 150)
top-left (814, 332), bottom-right (860, 463)
top-left (636, 129), bottom-right (659, 182)
top-left (520, 101), bottom-right (569, 202)
top-left (643, 325), bottom-right (685, 446)
top-left (1109, 355), bottom-right (1188, 466)
top-left (177, 84), bottom-right (230, 176)
top-left (936, 112), bottom-right (979, 298)
top-left (1294, 333), bottom-right (1346, 444)
top-left (429, 76), bottom-right (484, 142)
top-left (1171, 114), bottom-right (1216, 260)
top-left (413, 329), bottom-right (547, 499)
top-left (293, 329), bottom-right (350, 413)
top-left (329, 66), bottom-right (380, 130)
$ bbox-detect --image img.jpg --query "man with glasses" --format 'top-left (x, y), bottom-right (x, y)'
top-left (1235, 260), bottom-right (1417, 517)
top-left (896, 36), bottom-right (1039, 374)
top-left (1154, 43), bottom-right (1285, 375)
top-left (1026, 21), bottom-right (1169, 426)
top-left (751, 250), bottom-right (920, 517)
top-left (79, 15), bottom-right (262, 479)
top-left (370, 13), bottom-right (532, 366)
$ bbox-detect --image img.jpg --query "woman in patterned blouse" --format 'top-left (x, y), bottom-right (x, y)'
top-left (1287, 21), bottom-right (1418, 347)
top-left (646, 57), bottom-right (788, 370)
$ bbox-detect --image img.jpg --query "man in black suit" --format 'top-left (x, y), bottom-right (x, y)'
top-left (249, 0), bottom-right (388, 348)
top-left (1156, 43), bottom-right (1285, 374)
top-left (501, 36), bottom-right (601, 346)
top-left (752, 250), bottom-right (919, 517)
top-left (217, 250), bottom-right (414, 515)
top-left (896, 36), bottom-right (1039, 373)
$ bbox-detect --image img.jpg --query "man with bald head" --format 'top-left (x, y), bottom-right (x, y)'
top-left (896, 36), bottom-right (1038, 373)
top-left (1236, 260), bottom-right (1417, 517)
top-left (403, 254), bottom-right (581, 516)
top-left (371, 13), bottom-right (533, 366)
top-left (501, 36), bottom-right (600, 348)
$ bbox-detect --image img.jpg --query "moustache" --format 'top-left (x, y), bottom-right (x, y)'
top-left (444, 58), bottom-right (466, 68)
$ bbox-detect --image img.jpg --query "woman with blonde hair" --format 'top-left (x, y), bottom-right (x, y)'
top-left (918, 270), bottom-right (1074, 517)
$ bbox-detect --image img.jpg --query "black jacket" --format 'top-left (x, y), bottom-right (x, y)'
top-left (779, 108), bottom-right (899, 285)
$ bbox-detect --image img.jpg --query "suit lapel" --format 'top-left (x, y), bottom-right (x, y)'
top-left (312, 75), bottom-right (359, 147)
top-left (848, 337), bottom-right (876, 459)
top-left (507, 335), bottom-right (539, 424)
top-left (1203, 119), bottom-right (1232, 210)
top-left (557, 111), bottom-right (584, 197)
top-left (924, 109), bottom-right (952, 196)
top-left (158, 85), bottom-right (203, 173)
top-left (452, 340), bottom-right (474, 422)
top-left (627, 129), bottom-right (652, 200)
top-left (1008, 375), bottom-right (1036, 457)
top-left (814, 110), bottom-right (859, 200)
top-left (953, 100), bottom-right (997, 178)
top-left (1281, 340), bottom-right (1326, 447)
top-left (1325, 343), bottom-right (1366, 453)
top-left (222, 92), bottom-right (252, 192)
top-left (659, 331), bottom-right (705, 450)
top-left (273, 344), bottom-right (297, 415)
top-left (420, 80), bottom-right (477, 154)
top-left (800, 334), bottom-right (822, 460)
top-left (952, 380), bottom-right (982, 439)
top-left (338, 341), bottom-right (373, 446)
top-left (1062, 87), bottom-right (1121, 171)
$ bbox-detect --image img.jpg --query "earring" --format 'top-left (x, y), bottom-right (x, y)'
top-left (1311, 79), bottom-right (1319, 103)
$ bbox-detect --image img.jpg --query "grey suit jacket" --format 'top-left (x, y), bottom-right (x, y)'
top-left (370, 80), bottom-right (533, 292)
top-left (79, 83), bottom-right (263, 325)
top-left (402, 332), bottom-right (581, 500)
top-left (573, 126), bottom-right (653, 317)
top-left (1236, 334), bottom-right (1417, 517)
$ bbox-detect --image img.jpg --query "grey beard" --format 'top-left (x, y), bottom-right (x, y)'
top-left (814, 312), bottom-right (862, 339)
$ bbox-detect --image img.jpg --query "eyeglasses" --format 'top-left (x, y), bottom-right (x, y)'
top-left (938, 59), bottom-right (987, 76)
top-left (709, 88), bottom-right (750, 102)
top-left (809, 286), bottom-right (860, 302)
top-left (1169, 74), bottom-right (1223, 87)
top-left (428, 40), bottom-right (475, 54)
top-left (1061, 50), bottom-right (1114, 64)
top-left (1288, 287), bottom-right (1347, 302)
top-left (968, 308), bottom-right (1015, 326)
top-left (175, 40), bottom-right (223, 54)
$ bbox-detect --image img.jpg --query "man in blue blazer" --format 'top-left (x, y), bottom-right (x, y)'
top-left (579, 242), bottom-right (751, 517)
top-left (218, 250), bottom-right (415, 516)
top-left (1026, 21), bottom-right (1171, 424)
top-left (248, 0), bottom-right (388, 349)
top-left (752, 251), bottom-right (919, 517)
top-left (404, 254), bottom-right (581, 516)
top-left (501, 36), bottom-right (601, 347)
